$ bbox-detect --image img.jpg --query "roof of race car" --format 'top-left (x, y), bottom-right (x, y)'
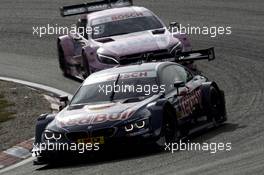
top-left (85, 6), bottom-right (152, 21)
top-left (83, 62), bottom-right (171, 86)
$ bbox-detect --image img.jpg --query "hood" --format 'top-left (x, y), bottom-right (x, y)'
top-left (46, 95), bottom-right (158, 133)
top-left (55, 102), bottom-right (134, 130)
top-left (45, 94), bottom-right (161, 133)
top-left (96, 30), bottom-right (179, 59)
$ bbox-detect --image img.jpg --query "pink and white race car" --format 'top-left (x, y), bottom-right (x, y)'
top-left (57, 0), bottom-right (192, 80)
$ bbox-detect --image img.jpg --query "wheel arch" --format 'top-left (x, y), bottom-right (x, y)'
top-left (35, 113), bottom-right (55, 144)
top-left (147, 99), bottom-right (175, 136)
top-left (57, 36), bottom-right (75, 57)
top-left (201, 81), bottom-right (227, 119)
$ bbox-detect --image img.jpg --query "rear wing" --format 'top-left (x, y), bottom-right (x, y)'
top-left (118, 48), bottom-right (216, 65)
top-left (176, 47), bottom-right (215, 62)
top-left (60, 0), bottom-right (133, 17)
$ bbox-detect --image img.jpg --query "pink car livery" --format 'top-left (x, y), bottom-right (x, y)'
top-left (57, 0), bottom-right (192, 80)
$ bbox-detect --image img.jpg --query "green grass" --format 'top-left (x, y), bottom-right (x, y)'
top-left (0, 93), bottom-right (15, 123)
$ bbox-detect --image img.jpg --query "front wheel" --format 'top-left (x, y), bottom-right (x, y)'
top-left (155, 107), bottom-right (181, 149)
top-left (33, 155), bottom-right (49, 165)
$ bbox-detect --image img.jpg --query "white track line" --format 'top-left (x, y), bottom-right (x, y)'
top-left (0, 77), bottom-right (72, 98)
top-left (0, 76), bottom-right (73, 173)
top-left (0, 157), bottom-right (35, 174)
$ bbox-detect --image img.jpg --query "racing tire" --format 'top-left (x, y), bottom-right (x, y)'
top-left (155, 106), bottom-right (181, 149)
top-left (81, 52), bottom-right (91, 79)
top-left (57, 43), bottom-right (70, 77)
top-left (203, 86), bottom-right (226, 127)
top-left (219, 90), bottom-right (227, 122)
top-left (33, 156), bottom-right (49, 165)
top-left (34, 152), bottom-right (60, 165)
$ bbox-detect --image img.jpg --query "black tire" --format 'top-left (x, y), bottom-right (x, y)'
top-left (155, 106), bottom-right (181, 148)
top-left (57, 43), bottom-right (69, 77)
top-left (219, 90), bottom-right (227, 122)
top-left (33, 156), bottom-right (49, 165)
top-left (204, 86), bottom-right (226, 126)
top-left (81, 52), bottom-right (91, 79)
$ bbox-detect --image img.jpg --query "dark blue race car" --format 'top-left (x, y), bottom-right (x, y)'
top-left (33, 48), bottom-right (226, 164)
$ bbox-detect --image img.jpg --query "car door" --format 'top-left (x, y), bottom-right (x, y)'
top-left (159, 64), bottom-right (201, 120)
top-left (159, 64), bottom-right (188, 117)
top-left (176, 68), bottom-right (203, 119)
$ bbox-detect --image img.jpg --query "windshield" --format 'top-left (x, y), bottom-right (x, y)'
top-left (92, 15), bottom-right (163, 39)
top-left (70, 77), bottom-right (160, 105)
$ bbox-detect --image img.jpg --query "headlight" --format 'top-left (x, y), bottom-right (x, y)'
top-left (135, 121), bottom-right (145, 129)
top-left (124, 120), bottom-right (147, 132)
top-left (124, 124), bottom-right (134, 132)
top-left (98, 54), bottom-right (119, 65)
top-left (44, 130), bottom-right (62, 141)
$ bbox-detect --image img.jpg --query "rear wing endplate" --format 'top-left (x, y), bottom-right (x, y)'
top-left (60, 0), bottom-right (133, 17)
top-left (177, 47), bottom-right (215, 62)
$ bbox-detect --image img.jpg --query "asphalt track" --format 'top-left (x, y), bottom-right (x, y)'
top-left (0, 0), bottom-right (264, 174)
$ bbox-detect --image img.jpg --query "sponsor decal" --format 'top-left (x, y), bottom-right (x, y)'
top-left (111, 12), bottom-right (144, 21)
top-left (84, 71), bottom-right (156, 85)
top-left (106, 71), bottom-right (149, 81)
top-left (57, 109), bottom-right (135, 127)
top-left (92, 11), bottom-right (152, 26)
top-left (179, 88), bottom-right (202, 117)
top-left (88, 4), bottom-right (108, 11)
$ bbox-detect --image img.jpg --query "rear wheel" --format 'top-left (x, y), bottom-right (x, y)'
top-left (57, 44), bottom-right (69, 77)
top-left (205, 86), bottom-right (226, 126)
top-left (81, 52), bottom-right (91, 79)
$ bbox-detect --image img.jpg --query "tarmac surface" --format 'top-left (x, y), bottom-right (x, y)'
top-left (0, 0), bottom-right (264, 174)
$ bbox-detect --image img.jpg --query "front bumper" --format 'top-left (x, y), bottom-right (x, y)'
top-left (33, 127), bottom-right (160, 158)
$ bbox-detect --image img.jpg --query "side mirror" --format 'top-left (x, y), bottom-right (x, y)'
top-left (59, 95), bottom-right (69, 111)
top-left (170, 22), bottom-right (180, 30)
top-left (174, 81), bottom-right (185, 88)
top-left (60, 95), bottom-right (69, 103)
top-left (159, 92), bottom-right (165, 99)
top-left (174, 81), bottom-right (185, 96)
